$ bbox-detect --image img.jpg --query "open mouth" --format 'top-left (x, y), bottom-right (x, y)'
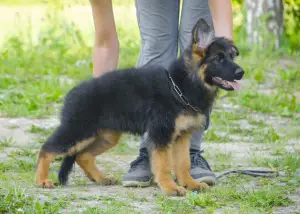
top-left (212, 77), bottom-right (240, 90)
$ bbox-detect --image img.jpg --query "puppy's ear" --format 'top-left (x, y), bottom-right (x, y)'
top-left (231, 45), bottom-right (239, 57)
top-left (192, 19), bottom-right (215, 52)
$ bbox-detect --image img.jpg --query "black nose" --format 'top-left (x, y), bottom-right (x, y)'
top-left (235, 68), bottom-right (244, 78)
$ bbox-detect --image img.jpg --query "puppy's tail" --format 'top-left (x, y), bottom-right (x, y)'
top-left (58, 155), bottom-right (76, 185)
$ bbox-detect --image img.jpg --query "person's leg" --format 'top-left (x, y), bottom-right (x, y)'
top-left (179, 0), bottom-right (216, 185)
top-left (89, 0), bottom-right (119, 77)
top-left (122, 0), bottom-right (180, 187)
top-left (135, 0), bottom-right (180, 69)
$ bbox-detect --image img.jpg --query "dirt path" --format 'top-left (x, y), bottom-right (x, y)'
top-left (1, 110), bottom-right (299, 213)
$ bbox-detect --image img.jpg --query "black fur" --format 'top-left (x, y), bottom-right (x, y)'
top-left (38, 18), bottom-right (244, 185)
top-left (58, 155), bottom-right (76, 185)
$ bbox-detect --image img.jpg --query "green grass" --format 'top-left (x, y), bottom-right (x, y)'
top-left (155, 177), bottom-right (293, 213)
top-left (26, 124), bottom-right (55, 136)
top-left (0, 4), bottom-right (139, 118)
top-left (255, 153), bottom-right (300, 174)
top-left (229, 88), bottom-right (299, 117)
top-left (0, 136), bottom-right (15, 147)
top-left (0, 186), bottom-right (70, 213)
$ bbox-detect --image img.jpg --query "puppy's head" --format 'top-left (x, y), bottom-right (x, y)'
top-left (185, 18), bottom-right (244, 91)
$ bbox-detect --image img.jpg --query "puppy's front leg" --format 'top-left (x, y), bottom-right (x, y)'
top-left (151, 144), bottom-right (187, 196)
top-left (172, 133), bottom-right (209, 192)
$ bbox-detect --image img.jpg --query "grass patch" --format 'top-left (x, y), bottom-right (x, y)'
top-left (187, 180), bottom-right (292, 213)
top-left (26, 124), bottom-right (55, 136)
top-left (203, 128), bottom-right (231, 143)
top-left (75, 196), bottom-right (135, 214)
top-left (230, 89), bottom-right (299, 117)
top-left (156, 195), bottom-right (196, 213)
top-left (155, 178), bottom-right (292, 213)
top-left (0, 185), bottom-right (70, 213)
top-left (0, 136), bottom-right (15, 147)
top-left (258, 154), bottom-right (300, 174)
top-left (227, 126), bottom-right (280, 143)
top-left (0, 3), bottom-right (139, 118)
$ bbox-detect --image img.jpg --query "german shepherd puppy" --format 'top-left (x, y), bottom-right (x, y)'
top-left (34, 18), bottom-right (244, 196)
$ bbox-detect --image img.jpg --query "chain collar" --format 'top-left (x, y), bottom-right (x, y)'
top-left (167, 71), bottom-right (200, 112)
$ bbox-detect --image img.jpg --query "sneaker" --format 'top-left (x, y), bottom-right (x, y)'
top-left (190, 149), bottom-right (217, 186)
top-left (122, 148), bottom-right (153, 187)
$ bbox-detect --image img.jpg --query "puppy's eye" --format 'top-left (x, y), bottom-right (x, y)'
top-left (230, 53), bottom-right (234, 59)
top-left (215, 54), bottom-right (223, 63)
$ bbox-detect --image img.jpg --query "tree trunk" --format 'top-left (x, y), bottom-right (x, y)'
top-left (245, 0), bottom-right (283, 49)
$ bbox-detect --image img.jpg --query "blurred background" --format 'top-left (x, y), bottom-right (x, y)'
top-left (0, 0), bottom-right (299, 118)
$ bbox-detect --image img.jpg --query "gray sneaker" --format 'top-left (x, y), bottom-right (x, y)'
top-left (122, 149), bottom-right (216, 187)
top-left (122, 149), bottom-right (153, 187)
top-left (190, 149), bottom-right (217, 186)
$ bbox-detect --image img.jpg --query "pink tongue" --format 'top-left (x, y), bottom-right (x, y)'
top-left (227, 81), bottom-right (240, 90)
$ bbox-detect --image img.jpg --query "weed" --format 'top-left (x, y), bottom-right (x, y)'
top-left (26, 124), bottom-right (55, 135)
top-left (77, 197), bottom-right (135, 214)
top-left (0, 186), bottom-right (70, 213)
top-left (230, 89), bottom-right (299, 117)
top-left (261, 154), bottom-right (300, 173)
top-left (188, 192), bottom-right (217, 208)
top-left (185, 178), bottom-right (292, 212)
top-left (203, 128), bottom-right (231, 143)
top-left (8, 148), bottom-right (37, 158)
top-left (156, 195), bottom-right (196, 213)
top-left (74, 177), bottom-right (89, 186)
top-left (0, 136), bottom-right (15, 147)
top-left (0, 156), bottom-right (36, 173)
top-left (245, 187), bottom-right (291, 209)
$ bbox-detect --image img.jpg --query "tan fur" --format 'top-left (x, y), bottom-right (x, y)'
top-left (75, 152), bottom-right (116, 185)
top-left (197, 64), bottom-right (218, 91)
top-left (82, 129), bottom-right (121, 155)
top-left (35, 150), bottom-right (57, 188)
top-left (72, 129), bottom-right (121, 185)
top-left (151, 146), bottom-right (187, 196)
top-left (71, 129), bottom-right (121, 185)
top-left (192, 43), bottom-right (205, 60)
top-left (199, 64), bottom-right (207, 81)
top-left (172, 113), bottom-right (206, 141)
top-left (35, 129), bottom-right (121, 187)
top-left (66, 136), bottom-right (96, 156)
top-left (172, 133), bottom-right (209, 191)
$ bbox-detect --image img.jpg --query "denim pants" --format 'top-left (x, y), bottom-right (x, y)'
top-left (135, 0), bottom-right (213, 151)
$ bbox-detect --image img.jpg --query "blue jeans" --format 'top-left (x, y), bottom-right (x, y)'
top-left (135, 0), bottom-right (213, 151)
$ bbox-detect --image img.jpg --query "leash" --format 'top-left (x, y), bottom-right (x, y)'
top-left (216, 169), bottom-right (279, 179)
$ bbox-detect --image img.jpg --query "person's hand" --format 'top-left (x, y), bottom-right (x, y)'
top-left (209, 0), bottom-right (233, 40)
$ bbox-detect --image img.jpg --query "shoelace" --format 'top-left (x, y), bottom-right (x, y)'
top-left (190, 150), bottom-right (212, 171)
top-left (129, 152), bottom-right (149, 170)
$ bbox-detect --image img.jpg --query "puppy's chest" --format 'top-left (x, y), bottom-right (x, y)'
top-left (173, 113), bottom-right (206, 140)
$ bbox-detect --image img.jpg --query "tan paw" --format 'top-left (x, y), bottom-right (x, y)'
top-left (187, 182), bottom-right (209, 192)
top-left (164, 186), bottom-right (187, 197)
top-left (99, 177), bottom-right (118, 186)
top-left (36, 179), bottom-right (54, 188)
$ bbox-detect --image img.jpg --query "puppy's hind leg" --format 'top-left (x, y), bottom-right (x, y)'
top-left (35, 149), bottom-right (57, 188)
top-left (35, 126), bottom-right (64, 188)
top-left (35, 124), bottom-right (88, 188)
top-left (75, 129), bottom-right (121, 185)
